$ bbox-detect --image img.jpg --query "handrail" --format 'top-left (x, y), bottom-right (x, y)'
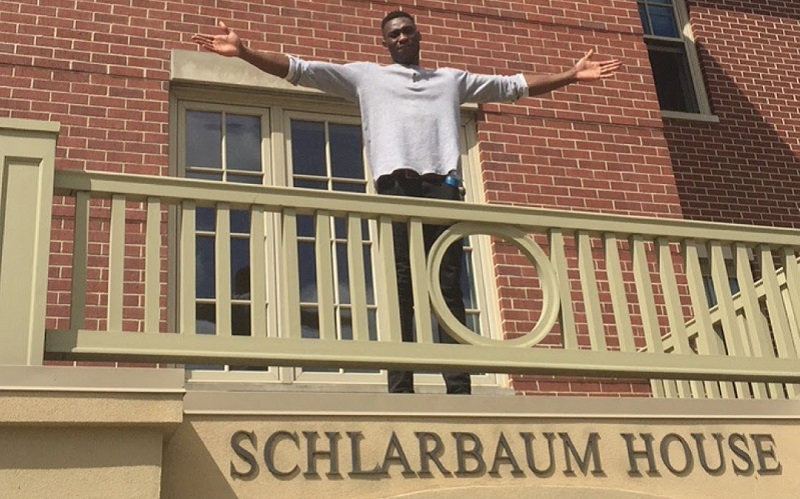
top-left (53, 169), bottom-right (800, 245)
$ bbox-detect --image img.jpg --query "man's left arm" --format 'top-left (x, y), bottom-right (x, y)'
top-left (525, 49), bottom-right (621, 96)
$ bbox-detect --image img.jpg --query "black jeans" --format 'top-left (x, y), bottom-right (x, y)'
top-left (376, 170), bottom-right (471, 394)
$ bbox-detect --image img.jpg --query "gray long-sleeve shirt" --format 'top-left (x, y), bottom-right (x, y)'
top-left (286, 57), bottom-right (529, 180)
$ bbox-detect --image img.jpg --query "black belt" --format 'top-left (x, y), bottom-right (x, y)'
top-left (382, 169), bottom-right (462, 187)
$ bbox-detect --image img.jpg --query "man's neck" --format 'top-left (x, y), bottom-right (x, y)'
top-left (392, 58), bottom-right (421, 67)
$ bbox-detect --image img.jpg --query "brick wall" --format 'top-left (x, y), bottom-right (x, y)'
top-left (669, 0), bottom-right (800, 227)
top-left (0, 0), bottom-right (681, 395)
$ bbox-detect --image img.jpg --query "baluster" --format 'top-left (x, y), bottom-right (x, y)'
top-left (657, 238), bottom-right (698, 398)
top-left (347, 214), bottom-right (369, 342)
top-left (631, 236), bottom-right (669, 398)
top-left (550, 229), bottom-right (577, 350)
top-left (684, 240), bottom-right (726, 398)
top-left (709, 241), bottom-right (749, 398)
top-left (376, 216), bottom-right (401, 343)
top-left (281, 209), bottom-right (301, 339)
top-left (107, 195), bottom-right (125, 332)
top-left (249, 206), bottom-right (267, 338)
top-left (734, 244), bottom-right (773, 399)
top-left (315, 211), bottom-right (336, 341)
top-left (759, 245), bottom-right (799, 399)
top-left (604, 233), bottom-right (635, 353)
top-left (144, 197), bottom-right (161, 333)
top-left (179, 201), bottom-right (196, 335)
top-left (408, 217), bottom-right (433, 344)
top-left (577, 231), bottom-right (606, 351)
top-left (70, 191), bottom-right (89, 333)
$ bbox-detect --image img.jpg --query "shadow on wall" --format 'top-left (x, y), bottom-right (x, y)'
top-left (663, 0), bottom-right (800, 228)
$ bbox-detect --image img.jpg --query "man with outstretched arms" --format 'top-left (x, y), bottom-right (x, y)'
top-left (193, 11), bottom-right (621, 394)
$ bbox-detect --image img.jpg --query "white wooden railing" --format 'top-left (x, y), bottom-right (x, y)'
top-left (3, 118), bottom-right (800, 399)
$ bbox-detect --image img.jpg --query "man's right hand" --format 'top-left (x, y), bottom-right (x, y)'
top-left (192, 21), bottom-right (242, 57)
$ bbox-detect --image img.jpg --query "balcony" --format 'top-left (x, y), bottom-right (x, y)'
top-left (3, 118), bottom-right (800, 498)
top-left (3, 117), bottom-right (800, 398)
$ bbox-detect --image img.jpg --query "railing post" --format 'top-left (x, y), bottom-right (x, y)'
top-left (0, 118), bottom-right (59, 365)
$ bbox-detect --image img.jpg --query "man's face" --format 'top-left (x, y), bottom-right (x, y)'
top-left (382, 17), bottom-right (421, 65)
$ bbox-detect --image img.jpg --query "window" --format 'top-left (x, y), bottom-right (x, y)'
top-left (638, 0), bottom-right (712, 116)
top-left (172, 85), bottom-right (502, 391)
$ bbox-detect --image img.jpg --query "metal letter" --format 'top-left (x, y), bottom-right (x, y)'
top-left (303, 431), bottom-right (342, 478)
top-left (453, 432), bottom-right (485, 476)
top-left (489, 432), bottom-right (523, 475)
top-left (521, 432), bottom-right (557, 477)
top-left (415, 432), bottom-right (450, 476)
top-left (659, 433), bottom-right (693, 476)
top-left (751, 434), bottom-right (782, 475)
top-left (347, 431), bottom-right (381, 476)
top-left (691, 433), bottom-right (725, 475)
top-left (230, 430), bottom-right (258, 480)
top-left (729, 433), bottom-right (754, 475)
top-left (380, 431), bottom-right (414, 475)
top-left (621, 433), bottom-right (658, 477)
top-left (560, 432), bottom-right (603, 476)
top-left (265, 431), bottom-right (300, 478)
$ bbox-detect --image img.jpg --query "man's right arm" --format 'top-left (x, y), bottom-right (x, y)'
top-left (192, 21), bottom-right (290, 78)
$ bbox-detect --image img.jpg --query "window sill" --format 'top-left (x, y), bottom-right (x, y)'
top-left (660, 110), bottom-right (720, 123)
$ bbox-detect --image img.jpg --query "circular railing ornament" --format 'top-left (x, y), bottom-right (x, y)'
top-left (427, 222), bottom-right (560, 348)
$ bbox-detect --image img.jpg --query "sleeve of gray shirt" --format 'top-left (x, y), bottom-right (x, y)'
top-left (457, 70), bottom-right (530, 103)
top-left (285, 56), bottom-right (361, 103)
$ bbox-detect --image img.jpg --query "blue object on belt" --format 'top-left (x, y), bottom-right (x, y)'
top-left (443, 175), bottom-right (461, 188)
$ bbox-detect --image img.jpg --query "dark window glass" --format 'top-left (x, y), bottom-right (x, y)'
top-left (186, 111), bottom-right (222, 169)
top-left (226, 114), bottom-right (261, 172)
top-left (291, 121), bottom-right (326, 176)
top-left (647, 42), bottom-right (700, 113)
top-left (329, 124), bottom-right (364, 179)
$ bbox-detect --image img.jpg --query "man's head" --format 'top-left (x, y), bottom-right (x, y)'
top-left (381, 11), bottom-right (421, 66)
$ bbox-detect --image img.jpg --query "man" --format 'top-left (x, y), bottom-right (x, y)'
top-left (193, 11), bottom-right (621, 394)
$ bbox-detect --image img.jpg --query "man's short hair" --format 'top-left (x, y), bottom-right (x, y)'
top-left (381, 10), bottom-right (414, 30)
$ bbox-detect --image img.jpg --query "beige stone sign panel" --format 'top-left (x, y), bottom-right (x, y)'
top-left (162, 394), bottom-right (797, 499)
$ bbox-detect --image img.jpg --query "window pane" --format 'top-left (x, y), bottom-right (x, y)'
top-left (294, 178), bottom-right (327, 190)
top-left (231, 238), bottom-right (250, 297)
top-left (461, 247), bottom-right (477, 310)
top-left (230, 210), bottom-right (250, 234)
top-left (228, 174), bottom-right (262, 185)
top-left (186, 111), bottom-right (222, 169)
top-left (231, 304), bottom-right (251, 336)
top-left (291, 120), bottom-right (326, 176)
top-left (196, 236), bottom-right (215, 299)
top-left (296, 214), bottom-right (314, 238)
top-left (334, 217), bottom-right (347, 239)
top-left (647, 43), bottom-right (700, 113)
top-left (196, 207), bottom-right (215, 232)
top-left (650, 5), bottom-right (679, 38)
top-left (332, 181), bottom-right (366, 193)
top-left (339, 308), bottom-right (353, 340)
top-left (196, 303), bottom-right (216, 334)
top-left (226, 114), bottom-right (261, 172)
top-left (301, 306), bottom-right (320, 338)
top-left (363, 245), bottom-right (375, 305)
top-left (186, 171), bottom-right (222, 182)
top-left (335, 242), bottom-right (349, 303)
top-left (329, 123), bottom-right (364, 179)
top-left (298, 241), bottom-right (317, 302)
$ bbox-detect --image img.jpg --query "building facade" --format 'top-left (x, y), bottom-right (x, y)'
top-left (1, 1), bottom-right (799, 497)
